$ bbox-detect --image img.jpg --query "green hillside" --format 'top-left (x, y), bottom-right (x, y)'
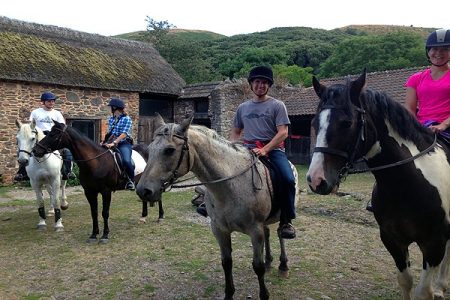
top-left (115, 25), bottom-right (435, 85)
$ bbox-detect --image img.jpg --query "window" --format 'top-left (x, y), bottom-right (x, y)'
top-left (67, 119), bottom-right (99, 142)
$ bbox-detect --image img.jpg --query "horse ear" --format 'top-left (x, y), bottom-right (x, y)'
top-left (349, 69), bottom-right (367, 107)
top-left (153, 113), bottom-right (166, 130)
top-left (30, 119), bottom-right (36, 129)
top-left (15, 119), bottom-right (22, 129)
top-left (179, 114), bottom-right (194, 134)
top-left (312, 76), bottom-right (324, 98)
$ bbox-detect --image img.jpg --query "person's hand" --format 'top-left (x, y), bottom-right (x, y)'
top-left (252, 147), bottom-right (268, 157)
top-left (105, 143), bottom-right (115, 149)
top-left (430, 123), bottom-right (448, 134)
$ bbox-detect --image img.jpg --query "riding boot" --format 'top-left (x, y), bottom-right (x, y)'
top-left (61, 148), bottom-right (75, 180)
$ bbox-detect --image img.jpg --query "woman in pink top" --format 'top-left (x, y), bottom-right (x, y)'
top-left (405, 29), bottom-right (450, 138)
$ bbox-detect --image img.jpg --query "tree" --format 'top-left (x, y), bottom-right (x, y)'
top-left (145, 16), bottom-right (176, 46)
top-left (319, 31), bottom-right (428, 78)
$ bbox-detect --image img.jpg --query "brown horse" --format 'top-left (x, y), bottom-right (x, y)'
top-left (136, 114), bottom-right (299, 300)
top-left (32, 120), bottom-right (163, 243)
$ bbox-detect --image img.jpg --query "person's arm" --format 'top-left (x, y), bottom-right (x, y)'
top-left (430, 116), bottom-right (450, 133)
top-left (230, 127), bottom-right (243, 142)
top-left (404, 87), bottom-right (418, 118)
top-left (255, 125), bottom-right (288, 157)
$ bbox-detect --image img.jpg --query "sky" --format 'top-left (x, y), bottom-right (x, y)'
top-left (1, 0), bottom-right (447, 37)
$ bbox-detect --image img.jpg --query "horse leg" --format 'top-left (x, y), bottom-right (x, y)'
top-left (263, 225), bottom-right (273, 270)
top-left (60, 179), bottom-right (69, 210)
top-left (380, 230), bottom-right (413, 300)
top-left (49, 177), bottom-right (64, 232)
top-left (435, 240), bottom-right (450, 298)
top-left (139, 201), bottom-right (148, 224)
top-left (211, 225), bottom-right (235, 300)
top-left (250, 227), bottom-right (269, 300)
top-left (32, 181), bottom-right (46, 230)
top-left (99, 192), bottom-right (112, 244)
top-left (277, 229), bottom-right (289, 278)
top-left (84, 190), bottom-right (99, 243)
top-left (157, 199), bottom-right (164, 222)
top-left (415, 238), bottom-right (449, 299)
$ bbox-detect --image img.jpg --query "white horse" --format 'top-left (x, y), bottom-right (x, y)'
top-left (15, 119), bottom-right (69, 231)
top-left (136, 114), bottom-right (299, 300)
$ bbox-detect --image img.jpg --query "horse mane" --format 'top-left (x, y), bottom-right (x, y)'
top-left (65, 124), bottom-right (105, 150)
top-left (19, 122), bottom-right (46, 141)
top-left (361, 89), bottom-right (432, 143)
top-left (188, 125), bottom-right (247, 153)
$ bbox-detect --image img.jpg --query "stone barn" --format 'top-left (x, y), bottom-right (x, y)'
top-left (0, 17), bottom-right (185, 184)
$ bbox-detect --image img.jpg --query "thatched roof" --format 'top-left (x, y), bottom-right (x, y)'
top-left (179, 82), bottom-right (222, 99)
top-left (0, 16), bottom-right (185, 96)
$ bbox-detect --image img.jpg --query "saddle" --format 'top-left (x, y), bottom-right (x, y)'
top-left (258, 156), bottom-right (285, 220)
top-left (109, 148), bottom-right (146, 186)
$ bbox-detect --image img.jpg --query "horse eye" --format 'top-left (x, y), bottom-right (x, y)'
top-left (340, 120), bottom-right (352, 129)
top-left (163, 147), bottom-right (176, 156)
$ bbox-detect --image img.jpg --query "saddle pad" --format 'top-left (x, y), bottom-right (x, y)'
top-left (132, 150), bottom-right (146, 176)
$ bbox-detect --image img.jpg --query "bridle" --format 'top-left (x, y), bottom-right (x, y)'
top-left (158, 132), bottom-right (260, 192)
top-left (313, 104), bottom-right (437, 182)
top-left (34, 124), bottom-right (110, 162)
top-left (18, 129), bottom-right (51, 163)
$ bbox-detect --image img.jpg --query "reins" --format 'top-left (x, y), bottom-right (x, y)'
top-left (314, 104), bottom-right (438, 181)
top-left (349, 134), bottom-right (438, 174)
top-left (34, 124), bottom-right (111, 163)
top-left (159, 133), bottom-right (260, 191)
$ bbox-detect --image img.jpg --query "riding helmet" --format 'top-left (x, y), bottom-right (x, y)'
top-left (248, 66), bottom-right (274, 86)
top-left (40, 92), bottom-right (58, 101)
top-left (426, 29), bottom-right (450, 50)
top-left (107, 98), bottom-right (125, 109)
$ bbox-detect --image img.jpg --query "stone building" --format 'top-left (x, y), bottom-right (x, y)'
top-left (0, 16), bottom-right (185, 184)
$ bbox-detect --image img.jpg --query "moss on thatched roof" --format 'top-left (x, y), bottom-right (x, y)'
top-left (0, 16), bottom-right (185, 95)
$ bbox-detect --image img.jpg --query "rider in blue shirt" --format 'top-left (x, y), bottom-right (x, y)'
top-left (103, 98), bottom-right (135, 190)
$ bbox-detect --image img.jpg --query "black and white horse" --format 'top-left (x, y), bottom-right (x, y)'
top-left (307, 71), bottom-right (450, 300)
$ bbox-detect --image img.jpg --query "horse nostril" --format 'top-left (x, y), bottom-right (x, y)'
top-left (306, 175), bottom-right (311, 183)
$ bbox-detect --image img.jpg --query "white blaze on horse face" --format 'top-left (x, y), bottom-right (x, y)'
top-left (307, 110), bottom-right (330, 189)
top-left (386, 122), bottom-right (450, 219)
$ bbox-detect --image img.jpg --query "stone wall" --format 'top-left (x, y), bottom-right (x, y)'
top-left (0, 80), bottom-right (139, 184)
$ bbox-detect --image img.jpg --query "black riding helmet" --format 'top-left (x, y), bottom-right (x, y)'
top-left (107, 98), bottom-right (125, 109)
top-left (425, 29), bottom-right (450, 66)
top-left (248, 66), bottom-right (274, 86)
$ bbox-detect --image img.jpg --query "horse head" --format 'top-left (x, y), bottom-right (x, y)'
top-left (136, 113), bottom-right (193, 203)
top-left (307, 70), bottom-right (370, 195)
top-left (32, 120), bottom-right (67, 158)
top-left (16, 119), bottom-right (44, 166)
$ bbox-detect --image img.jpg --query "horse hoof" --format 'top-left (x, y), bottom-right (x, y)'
top-left (278, 269), bottom-right (289, 278)
top-left (86, 238), bottom-right (97, 244)
top-left (138, 217), bottom-right (147, 224)
top-left (157, 218), bottom-right (164, 223)
top-left (55, 227), bottom-right (64, 232)
top-left (99, 238), bottom-right (109, 244)
top-left (37, 225), bottom-right (47, 230)
top-left (61, 204), bottom-right (69, 210)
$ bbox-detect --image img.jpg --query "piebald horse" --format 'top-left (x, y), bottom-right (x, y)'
top-left (15, 119), bottom-right (69, 231)
top-left (307, 71), bottom-right (450, 300)
top-left (136, 114), bottom-right (299, 300)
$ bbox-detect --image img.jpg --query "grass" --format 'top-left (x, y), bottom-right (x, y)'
top-left (0, 165), bottom-right (425, 299)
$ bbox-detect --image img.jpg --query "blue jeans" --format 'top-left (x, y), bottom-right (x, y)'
top-left (268, 149), bottom-right (296, 222)
top-left (117, 142), bottom-right (134, 181)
